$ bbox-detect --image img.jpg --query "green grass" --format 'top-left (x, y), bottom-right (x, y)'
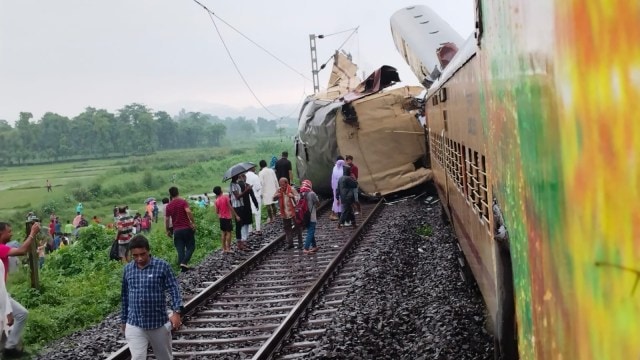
top-left (0, 142), bottom-right (297, 354)
top-left (416, 224), bottom-right (433, 237)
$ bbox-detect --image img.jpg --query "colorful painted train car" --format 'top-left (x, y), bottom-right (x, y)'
top-left (392, 2), bottom-right (640, 359)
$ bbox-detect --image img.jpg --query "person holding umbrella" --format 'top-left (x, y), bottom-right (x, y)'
top-left (229, 175), bottom-right (256, 251)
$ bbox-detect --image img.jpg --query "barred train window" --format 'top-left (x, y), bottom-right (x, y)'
top-left (461, 144), bottom-right (467, 197)
top-left (466, 147), bottom-right (477, 207)
top-left (454, 142), bottom-right (464, 192)
top-left (479, 154), bottom-right (489, 224)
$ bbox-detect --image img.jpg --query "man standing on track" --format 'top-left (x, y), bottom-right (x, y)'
top-left (301, 180), bottom-right (320, 255)
top-left (345, 155), bottom-right (361, 215)
top-left (244, 165), bottom-right (262, 236)
top-left (0, 220), bottom-right (40, 358)
top-left (121, 235), bottom-right (183, 360)
top-left (275, 177), bottom-right (303, 249)
top-left (337, 166), bottom-right (358, 228)
top-left (275, 151), bottom-right (293, 184)
top-left (230, 175), bottom-right (252, 251)
top-left (165, 186), bottom-right (196, 272)
top-left (259, 159), bottom-right (279, 224)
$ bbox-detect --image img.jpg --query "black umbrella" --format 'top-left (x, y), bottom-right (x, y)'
top-left (222, 162), bottom-right (256, 182)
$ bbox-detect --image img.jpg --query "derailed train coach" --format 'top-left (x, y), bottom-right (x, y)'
top-left (392, 2), bottom-right (640, 360)
top-left (295, 52), bottom-right (431, 197)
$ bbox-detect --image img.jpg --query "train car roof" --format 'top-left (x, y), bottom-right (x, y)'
top-left (426, 34), bottom-right (478, 99)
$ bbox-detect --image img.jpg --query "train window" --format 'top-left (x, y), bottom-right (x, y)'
top-left (479, 154), bottom-right (489, 226)
top-left (438, 134), bottom-right (444, 166)
top-left (439, 88), bottom-right (447, 103)
top-left (465, 147), bottom-right (477, 209)
top-left (473, 151), bottom-right (482, 217)
top-left (430, 132), bottom-right (441, 166)
top-left (455, 142), bottom-right (464, 193)
top-left (461, 144), bottom-right (468, 197)
top-left (443, 110), bottom-right (448, 132)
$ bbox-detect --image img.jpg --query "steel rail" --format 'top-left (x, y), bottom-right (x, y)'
top-left (253, 198), bottom-right (385, 359)
top-left (105, 200), bottom-right (330, 360)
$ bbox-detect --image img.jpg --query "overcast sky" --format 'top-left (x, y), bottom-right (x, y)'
top-left (0, 1), bottom-right (474, 123)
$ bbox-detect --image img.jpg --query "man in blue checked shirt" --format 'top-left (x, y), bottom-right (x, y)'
top-left (121, 235), bottom-right (183, 360)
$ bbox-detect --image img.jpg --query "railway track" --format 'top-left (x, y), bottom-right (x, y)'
top-left (107, 199), bottom-right (384, 359)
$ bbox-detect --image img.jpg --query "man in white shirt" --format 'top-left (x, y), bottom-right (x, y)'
top-left (258, 160), bottom-right (279, 224)
top-left (244, 166), bottom-right (262, 235)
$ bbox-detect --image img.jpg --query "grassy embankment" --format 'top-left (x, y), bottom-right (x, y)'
top-left (0, 138), bottom-right (293, 354)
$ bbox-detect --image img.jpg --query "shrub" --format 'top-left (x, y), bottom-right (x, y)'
top-left (88, 183), bottom-right (102, 198)
top-left (71, 187), bottom-right (92, 202)
top-left (40, 200), bottom-right (60, 216)
top-left (256, 140), bottom-right (280, 154)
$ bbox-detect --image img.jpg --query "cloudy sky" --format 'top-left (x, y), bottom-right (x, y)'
top-left (0, 1), bottom-right (474, 123)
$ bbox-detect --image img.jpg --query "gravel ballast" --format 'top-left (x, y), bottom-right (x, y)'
top-left (309, 196), bottom-right (494, 359)
top-left (35, 194), bottom-right (494, 359)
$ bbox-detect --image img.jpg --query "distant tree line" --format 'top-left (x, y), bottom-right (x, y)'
top-left (0, 103), bottom-right (295, 165)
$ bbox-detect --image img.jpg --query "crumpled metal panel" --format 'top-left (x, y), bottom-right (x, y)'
top-left (295, 96), bottom-right (344, 195)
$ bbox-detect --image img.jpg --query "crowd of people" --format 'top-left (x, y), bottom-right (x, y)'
top-left (0, 151), bottom-right (362, 359)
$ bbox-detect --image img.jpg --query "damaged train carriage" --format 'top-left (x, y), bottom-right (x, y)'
top-left (295, 53), bottom-right (431, 197)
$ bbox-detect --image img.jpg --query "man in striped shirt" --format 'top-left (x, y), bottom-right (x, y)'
top-left (121, 235), bottom-right (183, 360)
top-left (116, 206), bottom-right (135, 263)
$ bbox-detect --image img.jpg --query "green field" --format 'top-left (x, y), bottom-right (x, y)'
top-left (0, 141), bottom-right (290, 229)
top-left (0, 138), bottom-right (295, 355)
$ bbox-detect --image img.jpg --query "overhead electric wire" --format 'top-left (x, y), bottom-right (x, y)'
top-left (319, 26), bottom-right (360, 70)
top-left (319, 27), bottom-right (358, 38)
top-left (191, 0), bottom-right (308, 119)
top-left (191, 0), bottom-right (310, 82)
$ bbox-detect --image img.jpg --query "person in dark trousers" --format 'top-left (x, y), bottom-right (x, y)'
top-left (345, 155), bottom-right (361, 214)
top-left (164, 186), bottom-right (196, 272)
top-left (337, 166), bottom-right (358, 228)
top-left (121, 235), bottom-right (183, 360)
top-left (238, 173), bottom-right (259, 239)
top-left (275, 177), bottom-right (303, 249)
top-left (300, 180), bottom-right (320, 255)
top-left (275, 151), bottom-right (293, 184)
top-left (230, 175), bottom-right (255, 251)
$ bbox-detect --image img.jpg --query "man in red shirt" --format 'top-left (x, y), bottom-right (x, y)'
top-left (213, 186), bottom-right (239, 253)
top-left (345, 155), bottom-right (361, 215)
top-left (0, 220), bottom-right (40, 358)
top-left (164, 187), bottom-right (196, 272)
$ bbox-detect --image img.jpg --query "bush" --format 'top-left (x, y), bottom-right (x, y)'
top-left (71, 187), bottom-right (93, 202)
top-left (256, 140), bottom-right (280, 154)
top-left (40, 200), bottom-right (60, 216)
top-left (142, 170), bottom-right (154, 189)
top-left (88, 183), bottom-right (102, 198)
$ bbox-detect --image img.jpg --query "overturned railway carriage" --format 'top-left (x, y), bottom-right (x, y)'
top-left (296, 54), bottom-right (431, 197)
top-left (393, 2), bottom-right (640, 359)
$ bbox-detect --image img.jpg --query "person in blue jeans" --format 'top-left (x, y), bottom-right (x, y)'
top-left (300, 180), bottom-right (320, 255)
